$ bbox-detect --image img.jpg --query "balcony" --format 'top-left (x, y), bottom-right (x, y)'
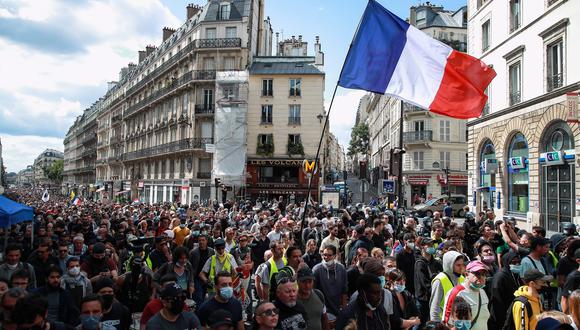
top-left (257, 143), bottom-right (274, 156)
top-left (81, 134), bottom-right (97, 144)
top-left (196, 38), bottom-right (242, 49)
top-left (287, 142), bottom-right (304, 155)
top-left (261, 90), bottom-right (273, 97)
top-left (191, 137), bottom-right (213, 149)
top-left (111, 114), bottom-right (123, 124)
top-left (192, 70), bottom-right (216, 81)
top-left (195, 104), bottom-right (214, 115)
top-left (547, 73), bottom-right (563, 92)
top-left (288, 117), bottom-right (301, 125)
top-left (403, 130), bottom-right (433, 144)
top-left (123, 137), bottom-right (213, 161)
top-left (509, 91), bottom-right (521, 106)
top-left (197, 172), bottom-right (211, 179)
top-left (110, 135), bottom-right (122, 145)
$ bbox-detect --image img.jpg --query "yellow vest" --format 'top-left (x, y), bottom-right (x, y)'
top-left (209, 253), bottom-right (232, 291)
top-left (432, 272), bottom-right (465, 313)
top-left (268, 257), bottom-right (288, 282)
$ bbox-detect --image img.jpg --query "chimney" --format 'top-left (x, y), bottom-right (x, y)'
top-left (145, 45), bottom-right (156, 56)
top-left (186, 4), bottom-right (201, 20)
top-left (107, 81), bottom-right (117, 91)
top-left (119, 67), bottom-right (128, 81)
top-left (315, 36), bottom-right (324, 67)
top-left (275, 32), bottom-right (279, 56)
top-left (298, 35), bottom-right (302, 43)
top-left (138, 50), bottom-right (147, 63)
top-left (128, 63), bottom-right (137, 71)
top-left (163, 27), bottom-right (175, 42)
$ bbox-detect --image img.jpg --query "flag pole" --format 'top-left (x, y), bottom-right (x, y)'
top-left (300, 3), bottom-right (368, 233)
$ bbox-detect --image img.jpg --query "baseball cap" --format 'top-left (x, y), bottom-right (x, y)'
top-left (93, 277), bottom-right (115, 293)
top-left (466, 260), bottom-right (488, 273)
top-left (297, 267), bottom-right (315, 281)
top-left (159, 283), bottom-right (185, 299)
top-left (275, 267), bottom-right (296, 285)
top-left (523, 269), bottom-right (554, 283)
top-left (214, 238), bottom-right (226, 248)
top-left (418, 237), bottom-right (434, 246)
top-left (208, 309), bottom-right (234, 329)
top-left (93, 242), bottom-right (106, 254)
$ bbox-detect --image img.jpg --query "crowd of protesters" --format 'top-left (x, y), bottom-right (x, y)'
top-left (0, 187), bottom-right (578, 330)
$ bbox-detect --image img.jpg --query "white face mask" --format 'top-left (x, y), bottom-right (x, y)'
top-left (68, 266), bottom-right (80, 276)
top-left (323, 259), bottom-right (335, 267)
top-left (363, 291), bottom-right (377, 311)
top-left (6, 263), bottom-right (18, 270)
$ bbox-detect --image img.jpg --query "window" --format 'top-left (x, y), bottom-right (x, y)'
top-left (482, 86), bottom-right (491, 116)
top-left (219, 3), bottom-right (230, 20)
top-left (289, 79), bottom-right (301, 96)
top-left (258, 134), bottom-right (273, 145)
top-left (509, 61), bottom-right (522, 105)
top-left (288, 134), bottom-right (301, 144)
top-left (416, 10), bottom-right (426, 27)
top-left (507, 133), bottom-right (529, 213)
top-left (482, 20), bottom-right (491, 51)
top-left (477, 0), bottom-right (491, 9)
top-left (204, 57), bottom-right (215, 70)
top-left (261, 105), bottom-right (273, 124)
top-left (226, 27), bottom-right (237, 38)
top-left (510, 0), bottom-right (521, 32)
top-left (439, 151), bottom-right (451, 169)
top-left (413, 151), bottom-right (424, 170)
top-left (547, 39), bottom-right (564, 91)
top-left (413, 121), bottom-right (425, 131)
top-left (203, 90), bottom-right (213, 108)
top-left (289, 105), bottom-right (301, 125)
top-left (205, 28), bottom-right (216, 39)
top-left (223, 56), bottom-right (236, 70)
top-left (439, 120), bottom-right (450, 142)
top-left (262, 79), bottom-right (273, 96)
top-left (182, 92), bottom-right (189, 114)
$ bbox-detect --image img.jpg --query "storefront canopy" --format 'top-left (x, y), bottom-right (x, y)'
top-left (0, 195), bottom-right (34, 228)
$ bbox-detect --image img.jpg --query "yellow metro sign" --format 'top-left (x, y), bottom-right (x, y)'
top-left (303, 159), bottom-right (317, 175)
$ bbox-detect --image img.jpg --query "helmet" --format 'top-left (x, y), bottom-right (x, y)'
top-left (561, 222), bottom-right (577, 236)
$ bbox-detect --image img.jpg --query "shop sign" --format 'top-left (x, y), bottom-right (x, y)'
top-left (567, 92), bottom-right (579, 122)
top-left (509, 157), bottom-right (526, 170)
top-left (248, 159), bottom-right (302, 166)
top-left (138, 181), bottom-right (144, 188)
top-left (544, 151), bottom-right (565, 166)
top-left (437, 174), bottom-right (468, 186)
top-left (408, 175), bottom-right (430, 186)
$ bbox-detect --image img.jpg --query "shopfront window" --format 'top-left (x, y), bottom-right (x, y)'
top-left (479, 140), bottom-right (496, 187)
top-left (507, 133), bottom-right (529, 213)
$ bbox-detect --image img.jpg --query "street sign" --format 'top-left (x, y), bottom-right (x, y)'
top-left (360, 180), bottom-right (369, 193)
top-left (205, 144), bottom-right (215, 153)
top-left (544, 151), bottom-right (565, 165)
top-left (381, 179), bottom-right (395, 194)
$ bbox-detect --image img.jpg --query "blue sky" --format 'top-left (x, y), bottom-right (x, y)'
top-left (0, 0), bottom-right (466, 173)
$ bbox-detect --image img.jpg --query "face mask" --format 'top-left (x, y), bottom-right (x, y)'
top-left (407, 243), bottom-right (415, 250)
top-left (426, 247), bottom-right (437, 255)
top-left (80, 314), bottom-right (101, 330)
top-left (6, 263), bottom-right (18, 270)
top-left (100, 294), bottom-right (114, 310)
top-left (68, 266), bottom-right (81, 277)
top-left (363, 291), bottom-right (377, 311)
top-left (469, 282), bottom-right (485, 290)
top-left (192, 231), bottom-right (200, 236)
top-left (179, 224), bottom-right (186, 229)
top-left (482, 255), bottom-right (495, 264)
top-left (378, 276), bottom-right (386, 288)
top-left (323, 259), bottom-right (335, 267)
top-left (453, 319), bottom-right (472, 330)
top-left (509, 264), bottom-right (521, 274)
top-left (169, 299), bottom-right (185, 315)
top-left (394, 283), bottom-right (406, 293)
top-left (220, 286), bottom-right (234, 300)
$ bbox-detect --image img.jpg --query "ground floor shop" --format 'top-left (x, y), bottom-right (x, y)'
top-left (404, 172), bottom-right (468, 206)
top-left (468, 92), bottom-right (580, 231)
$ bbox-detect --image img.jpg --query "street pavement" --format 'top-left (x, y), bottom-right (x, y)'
top-left (344, 173), bottom-right (378, 204)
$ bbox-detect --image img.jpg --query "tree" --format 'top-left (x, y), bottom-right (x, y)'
top-left (347, 123), bottom-right (370, 156)
top-left (45, 159), bottom-right (64, 183)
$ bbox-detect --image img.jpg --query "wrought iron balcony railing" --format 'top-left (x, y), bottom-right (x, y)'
top-left (197, 172), bottom-right (211, 179)
top-left (111, 114), bottom-right (123, 124)
top-left (195, 38), bottom-right (242, 49)
top-left (192, 70), bottom-right (216, 81)
top-left (509, 91), bottom-right (521, 106)
top-left (123, 137), bottom-right (213, 161)
top-left (288, 117), bottom-right (301, 125)
top-left (195, 104), bottom-right (214, 115)
top-left (403, 130), bottom-right (433, 143)
top-left (547, 73), bottom-right (563, 91)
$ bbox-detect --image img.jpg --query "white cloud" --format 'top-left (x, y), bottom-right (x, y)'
top-left (326, 89), bottom-right (367, 149)
top-left (1, 134), bottom-right (64, 173)
top-left (0, 0), bottom-right (182, 168)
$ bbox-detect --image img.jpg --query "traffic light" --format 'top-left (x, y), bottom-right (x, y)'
top-left (389, 148), bottom-right (405, 177)
top-left (215, 178), bottom-right (221, 186)
top-left (359, 161), bottom-right (367, 179)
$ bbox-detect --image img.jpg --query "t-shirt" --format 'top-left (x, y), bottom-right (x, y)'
top-left (520, 255), bottom-right (546, 278)
top-left (196, 297), bottom-right (243, 327)
top-left (101, 302), bottom-right (132, 330)
top-left (259, 258), bottom-right (286, 287)
top-left (140, 299), bottom-right (164, 326)
top-left (274, 299), bottom-right (308, 330)
top-left (173, 227), bottom-right (190, 246)
top-left (146, 311), bottom-right (201, 330)
top-left (267, 230), bottom-right (283, 242)
top-left (297, 290), bottom-right (326, 330)
top-left (563, 270), bottom-right (580, 298)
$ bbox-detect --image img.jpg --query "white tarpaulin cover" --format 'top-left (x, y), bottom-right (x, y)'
top-left (212, 71), bottom-right (248, 186)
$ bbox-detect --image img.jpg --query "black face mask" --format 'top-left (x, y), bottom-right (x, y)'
top-left (101, 294), bottom-right (114, 310)
top-left (169, 300), bottom-right (184, 315)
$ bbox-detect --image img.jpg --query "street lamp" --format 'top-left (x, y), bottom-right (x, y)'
top-left (316, 113), bottom-right (325, 123)
top-left (433, 161), bottom-right (451, 201)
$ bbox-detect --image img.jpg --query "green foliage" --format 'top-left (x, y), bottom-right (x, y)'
top-left (257, 136), bottom-right (274, 157)
top-left (347, 123), bottom-right (370, 156)
top-left (45, 159), bottom-right (64, 182)
top-left (287, 142), bottom-right (304, 155)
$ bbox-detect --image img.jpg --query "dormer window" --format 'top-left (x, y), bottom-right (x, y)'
top-left (219, 3), bottom-right (230, 20)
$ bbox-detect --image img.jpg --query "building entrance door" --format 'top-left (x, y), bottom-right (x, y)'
top-left (542, 163), bottom-right (575, 232)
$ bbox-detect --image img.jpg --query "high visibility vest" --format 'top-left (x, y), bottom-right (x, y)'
top-left (432, 272), bottom-right (464, 314)
top-left (547, 251), bottom-right (559, 288)
top-left (268, 257), bottom-right (288, 282)
top-left (209, 253), bottom-right (233, 291)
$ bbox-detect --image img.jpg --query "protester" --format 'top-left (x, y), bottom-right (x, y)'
top-left (253, 301), bottom-right (279, 330)
top-left (146, 283), bottom-right (201, 330)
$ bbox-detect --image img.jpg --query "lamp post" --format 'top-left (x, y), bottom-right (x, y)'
top-left (433, 161), bottom-right (451, 201)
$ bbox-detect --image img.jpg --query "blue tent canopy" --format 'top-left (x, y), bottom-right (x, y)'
top-left (0, 195), bottom-right (34, 228)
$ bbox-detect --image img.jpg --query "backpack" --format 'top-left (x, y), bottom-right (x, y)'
top-left (501, 296), bottom-right (533, 330)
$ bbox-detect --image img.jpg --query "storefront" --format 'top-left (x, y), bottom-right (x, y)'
top-left (507, 133), bottom-right (529, 215)
top-left (245, 158), bottom-right (319, 202)
top-left (478, 140), bottom-right (498, 211)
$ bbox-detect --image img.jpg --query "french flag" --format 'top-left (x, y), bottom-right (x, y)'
top-left (339, 0), bottom-right (496, 119)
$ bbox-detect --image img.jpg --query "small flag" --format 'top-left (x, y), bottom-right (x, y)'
top-left (339, 0), bottom-right (496, 119)
top-left (70, 191), bottom-right (75, 201)
top-left (42, 189), bottom-right (50, 202)
top-left (72, 197), bottom-right (81, 206)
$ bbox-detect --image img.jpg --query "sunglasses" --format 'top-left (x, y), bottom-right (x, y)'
top-left (276, 277), bottom-right (296, 285)
top-left (259, 308), bottom-right (279, 317)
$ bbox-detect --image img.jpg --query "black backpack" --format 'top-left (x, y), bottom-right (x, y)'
top-left (502, 296), bottom-right (533, 330)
